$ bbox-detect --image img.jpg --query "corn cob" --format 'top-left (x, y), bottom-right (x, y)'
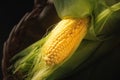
top-left (42, 18), bottom-right (88, 65)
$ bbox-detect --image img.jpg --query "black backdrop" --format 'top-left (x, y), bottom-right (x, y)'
top-left (0, 0), bottom-right (34, 78)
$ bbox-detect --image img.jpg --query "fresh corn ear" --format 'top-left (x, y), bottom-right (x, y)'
top-left (42, 18), bottom-right (88, 65)
top-left (9, 18), bottom-right (89, 80)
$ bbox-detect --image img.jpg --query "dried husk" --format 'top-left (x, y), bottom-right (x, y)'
top-left (2, 0), bottom-right (60, 80)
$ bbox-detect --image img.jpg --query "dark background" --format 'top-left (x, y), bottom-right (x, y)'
top-left (0, 0), bottom-right (34, 78)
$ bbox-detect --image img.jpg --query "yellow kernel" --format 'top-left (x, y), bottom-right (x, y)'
top-left (42, 18), bottom-right (88, 66)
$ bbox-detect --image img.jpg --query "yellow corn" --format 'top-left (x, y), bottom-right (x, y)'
top-left (41, 18), bottom-right (88, 66)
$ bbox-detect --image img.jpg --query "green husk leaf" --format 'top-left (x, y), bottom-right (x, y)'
top-left (85, 1), bottom-right (120, 40)
top-left (54, 0), bottom-right (96, 19)
top-left (9, 35), bottom-right (50, 79)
